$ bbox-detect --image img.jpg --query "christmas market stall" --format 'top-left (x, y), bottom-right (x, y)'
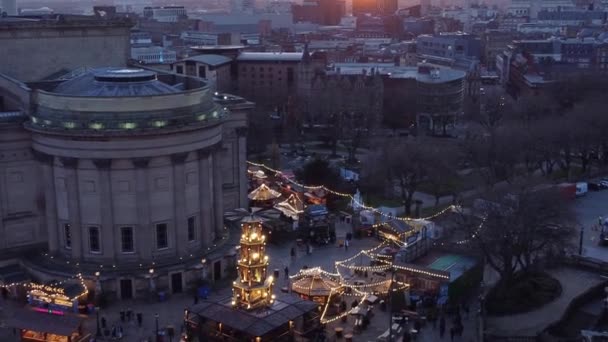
top-left (27, 274), bottom-right (88, 313)
top-left (274, 194), bottom-right (305, 225)
top-left (290, 267), bottom-right (341, 305)
top-left (299, 205), bottom-right (335, 245)
top-left (184, 295), bottom-right (320, 342)
top-left (6, 308), bottom-right (86, 342)
top-left (248, 184), bottom-right (282, 208)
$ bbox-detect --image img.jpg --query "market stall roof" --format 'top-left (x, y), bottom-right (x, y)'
top-left (275, 194), bottom-right (305, 219)
top-left (224, 207), bottom-right (282, 223)
top-left (291, 270), bottom-right (340, 297)
top-left (189, 295), bottom-right (318, 337)
top-left (248, 184), bottom-right (282, 201)
top-left (6, 309), bottom-right (83, 336)
top-left (305, 205), bottom-right (328, 216)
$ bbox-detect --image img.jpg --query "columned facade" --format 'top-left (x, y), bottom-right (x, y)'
top-left (0, 68), bottom-right (252, 299)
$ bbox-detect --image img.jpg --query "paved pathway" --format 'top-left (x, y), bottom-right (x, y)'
top-left (485, 267), bottom-right (604, 337)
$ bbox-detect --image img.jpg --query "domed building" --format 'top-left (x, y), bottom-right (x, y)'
top-left (0, 67), bottom-right (252, 299)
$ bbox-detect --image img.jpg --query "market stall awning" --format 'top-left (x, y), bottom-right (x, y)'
top-left (6, 309), bottom-right (83, 336)
top-left (248, 184), bottom-right (282, 201)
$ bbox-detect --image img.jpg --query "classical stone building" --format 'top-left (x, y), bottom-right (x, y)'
top-left (0, 67), bottom-right (252, 299)
top-left (0, 15), bottom-right (132, 82)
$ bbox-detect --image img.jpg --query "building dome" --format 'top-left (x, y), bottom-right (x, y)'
top-left (29, 68), bottom-right (221, 134)
top-left (52, 68), bottom-right (180, 97)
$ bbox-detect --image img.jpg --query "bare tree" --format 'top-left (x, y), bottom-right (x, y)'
top-left (461, 184), bottom-right (575, 285)
top-left (363, 138), bottom-right (454, 215)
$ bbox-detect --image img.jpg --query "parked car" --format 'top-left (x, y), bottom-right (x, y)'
top-left (588, 182), bottom-right (602, 191)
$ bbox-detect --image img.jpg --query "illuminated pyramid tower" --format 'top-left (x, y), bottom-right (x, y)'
top-left (232, 217), bottom-right (275, 310)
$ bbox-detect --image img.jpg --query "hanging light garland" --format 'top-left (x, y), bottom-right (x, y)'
top-left (247, 161), bottom-right (460, 222)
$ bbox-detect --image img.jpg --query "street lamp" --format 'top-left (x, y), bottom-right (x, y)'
top-left (155, 313), bottom-right (160, 342)
top-left (95, 306), bottom-right (101, 337)
top-left (201, 259), bottom-right (208, 280)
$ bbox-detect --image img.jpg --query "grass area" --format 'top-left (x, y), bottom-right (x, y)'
top-left (486, 271), bottom-right (562, 316)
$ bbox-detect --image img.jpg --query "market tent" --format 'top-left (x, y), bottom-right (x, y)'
top-left (248, 184), bottom-right (281, 201)
top-left (291, 268), bottom-right (340, 298)
top-left (6, 309), bottom-right (82, 336)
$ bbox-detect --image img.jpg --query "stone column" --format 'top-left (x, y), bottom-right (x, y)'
top-left (171, 153), bottom-right (189, 256)
top-left (61, 157), bottom-right (83, 260)
top-left (236, 128), bottom-right (248, 208)
top-left (133, 158), bottom-right (151, 260)
top-left (93, 159), bottom-right (115, 262)
top-left (197, 150), bottom-right (213, 246)
top-left (211, 148), bottom-right (224, 239)
top-left (35, 151), bottom-right (59, 254)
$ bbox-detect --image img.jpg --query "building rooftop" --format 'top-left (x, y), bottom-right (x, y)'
top-left (52, 68), bottom-right (181, 97)
top-left (0, 14), bottom-right (133, 29)
top-left (183, 54), bottom-right (233, 66)
top-left (237, 52), bottom-right (304, 62)
top-left (189, 295), bottom-right (318, 337)
top-left (329, 63), bottom-right (466, 83)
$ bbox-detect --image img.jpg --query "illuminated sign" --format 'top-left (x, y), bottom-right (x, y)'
top-left (33, 307), bottom-right (65, 316)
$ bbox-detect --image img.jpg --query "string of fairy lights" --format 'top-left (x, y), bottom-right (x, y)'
top-left (0, 273), bottom-right (89, 303)
top-left (248, 161), bottom-right (459, 222)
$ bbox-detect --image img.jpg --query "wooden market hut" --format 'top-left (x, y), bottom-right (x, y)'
top-left (184, 295), bottom-right (321, 342)
top-left (7, 308), bottom-right (86, 342)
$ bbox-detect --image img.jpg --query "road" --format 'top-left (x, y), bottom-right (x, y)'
top-left (574, 189), bottom-right (608, 261)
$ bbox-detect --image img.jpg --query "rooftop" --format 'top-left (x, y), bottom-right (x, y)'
top-left (237, 52), bottom-right (304, 62)
top-left (0, 14), bottom-right (133, 29)
top-left (182, 54), bottom-right (233, 66)
top-left (51, 68), bottom-right (180, 97)
top-left (190, 45), bottom-right (246, 51)
top-left (329, 63), bottom-right (467, 83)
top-left (189, 295), bottom-right (318, 337)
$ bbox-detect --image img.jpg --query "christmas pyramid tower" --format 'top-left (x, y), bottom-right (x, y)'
top-left (232, 216), bottom-right (275, 310)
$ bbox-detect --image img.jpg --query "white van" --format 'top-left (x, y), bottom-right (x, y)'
top-left (576, 182), bottom-right (588, 197)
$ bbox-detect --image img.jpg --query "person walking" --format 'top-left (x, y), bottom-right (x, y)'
top-left (290, 247), bottom-right (296, 260)
top-left (284, 266), bottom-right (289, 279)
top-left (450, 327), bottom-right (455, 342)
top-left (193, 294), bottom-right (199, 305)
top-left (344, 239), bottom-right (349, 251)
top-left (137, 312), bottom-right (143, 328)
top-left (439, 315), bottom-right (446, 338)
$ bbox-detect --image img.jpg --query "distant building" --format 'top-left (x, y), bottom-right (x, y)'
top-left (415, 33), bottom-right (481, 76)
top-left (352, 0), bottom-right (397, 16)
top-left (0, 15), bottom-right (133, 82)
top-left (172, 54), bottom-right (233, 92)
top-left (180, 31), bottom-right (240, 46)
top-left (497, 37), bottom-right (608, 97)
top-left (315, 63), bottom-right (466, 134)
top-left (236, 52), bottom-right (305, 107)
top-left (131, 46), bottom-right (177, 65)
top-left (143, 6), bottom-right (187, 23)
top-left (1, 0), bottom-right (17, 15)
top-left (482, 30), bottom-right (517, 71)
top-left (292, 0), bottom-right (346, 25)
